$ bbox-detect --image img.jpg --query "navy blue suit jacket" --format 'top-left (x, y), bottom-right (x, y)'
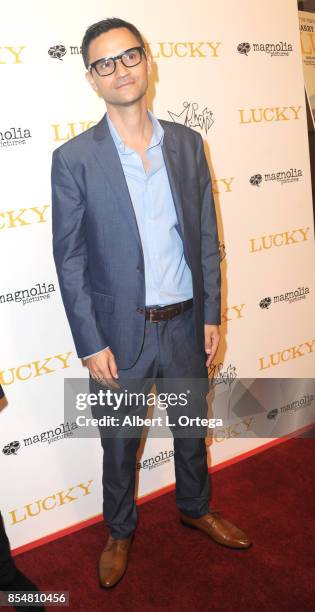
top-left (51, 113), bottom-right (221, 369)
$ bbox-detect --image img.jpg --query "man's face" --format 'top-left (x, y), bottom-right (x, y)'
top-left (85, 27), bottom-right (151, 108)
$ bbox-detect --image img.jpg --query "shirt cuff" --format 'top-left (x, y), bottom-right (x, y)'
top-left (83, 346), bottom-right (110, 360)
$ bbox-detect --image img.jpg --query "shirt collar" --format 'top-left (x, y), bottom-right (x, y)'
top-left (106, 110), bottom-right (164, 155)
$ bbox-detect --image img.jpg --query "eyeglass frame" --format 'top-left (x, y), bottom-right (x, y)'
top-left (88, 45), bottom-right (146, 77)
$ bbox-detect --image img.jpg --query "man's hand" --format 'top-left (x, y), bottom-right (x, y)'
top-left (204, 324), bottom-right (220, 368)
top-left (85, 348), bottom-right (120, 389)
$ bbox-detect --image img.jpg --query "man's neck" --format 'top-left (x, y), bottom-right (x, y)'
top-left (107, 102), bottom-right (153, 153)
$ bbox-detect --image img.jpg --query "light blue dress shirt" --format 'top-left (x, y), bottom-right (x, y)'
top-left (106, 111), bottom-right (193, 307)
top-left (85, 111), bottom-right (193, 358)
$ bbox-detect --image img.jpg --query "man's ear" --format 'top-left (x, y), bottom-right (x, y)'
top-left (85, 70), bottom-right (98, 93)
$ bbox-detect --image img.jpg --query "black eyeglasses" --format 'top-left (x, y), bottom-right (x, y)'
top-left (88, 46), bottom-right (145, 77)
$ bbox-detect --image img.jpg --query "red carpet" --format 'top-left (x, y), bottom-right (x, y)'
top-left (10, 437), bottom-right (315, 611)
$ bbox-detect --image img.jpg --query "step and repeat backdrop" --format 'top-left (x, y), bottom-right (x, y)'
top-left (1, 0), bottom-right (314, 551)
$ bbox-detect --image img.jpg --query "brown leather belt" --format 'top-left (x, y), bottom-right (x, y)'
top-left (144, 298), bottom-right (193, 322)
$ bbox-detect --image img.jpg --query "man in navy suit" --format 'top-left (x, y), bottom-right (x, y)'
top-left (52, 17), bottom-right (251, 588)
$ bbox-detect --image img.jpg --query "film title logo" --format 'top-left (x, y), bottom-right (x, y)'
top-left (250, 227), bottom-right (310, 253)
top-left (239, 106), bottom-right (301, 124)
top-left (213, 178), bottom-right (235, 194)
top-left (146, 42), bottom-right (221, 58)
top-left (0, 206), bottom-right (49, 230)
top-left (52, 121), bottom-right (97, 142)
top-left (0, 352), bottom-right (73, 386)
top-left (258, 339), bottom-right (314, 370)
top-left (8, 480), bottom-right (93, 525)
top-left (209, 417), bottom-right (254, 443)
top-left (0, 46), bottom-right (26, 64)
top-left (221, 304), bottom-right (245, 323)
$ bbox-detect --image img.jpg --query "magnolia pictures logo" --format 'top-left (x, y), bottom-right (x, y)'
top-left (168, 101), bottom-right (214, 135)
top-left (259, 286), bottom-right (310, 309)
top-left (3, 441), bottom-right (21, 456)
top-left (267, 393), bottom-right (314, 419)
top-left (0, 127), bottom-right (32, 149)
top-left (250, 168), bottom-right (303, 187)
top-left (2, 421), bottom-right (78, 456)
top-left (259, 297), bottom-right (272, 309)
top-left (237, 41), bottom-right (293, 57)
top-left (137, 449), bottom-right (174, 471)
top-left (0, 282), bottom-right (56, 307)
top-left (250, 174), bottom-right (263, 187)
top-left (48, 45), bottom-right (67, 60)
top-left (48, 44), bottom-right (82, 61)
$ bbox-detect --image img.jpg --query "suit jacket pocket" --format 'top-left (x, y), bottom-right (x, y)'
top-left (92, 291), bottom-right (115, 313)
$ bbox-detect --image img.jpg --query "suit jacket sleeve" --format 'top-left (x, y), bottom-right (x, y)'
top-left (51, 148), bottom-right (108, 358)
top-left (196, 133), bottom-right (221, 325)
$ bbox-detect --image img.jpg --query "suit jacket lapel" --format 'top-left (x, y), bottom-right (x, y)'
top-left (92, 113), bottom-right (143, 254)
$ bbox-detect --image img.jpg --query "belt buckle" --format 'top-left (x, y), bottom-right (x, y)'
top-left (150, 309), bottom-right (157, 323)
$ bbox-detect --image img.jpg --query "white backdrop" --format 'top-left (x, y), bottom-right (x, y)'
top-left (0, 0), bottom-right (314, 552)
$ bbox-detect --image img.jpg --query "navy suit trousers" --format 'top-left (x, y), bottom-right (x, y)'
top-left (90, 305), bottom-right (211, 539)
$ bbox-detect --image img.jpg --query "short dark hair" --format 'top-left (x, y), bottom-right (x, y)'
top-left (82, 17), bottom-right (145, 69)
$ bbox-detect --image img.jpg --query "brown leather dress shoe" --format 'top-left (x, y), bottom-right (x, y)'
top-left (99, 534), bottom-right (133, 588)
top-left (180, 510), bottom-right (252, 549)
